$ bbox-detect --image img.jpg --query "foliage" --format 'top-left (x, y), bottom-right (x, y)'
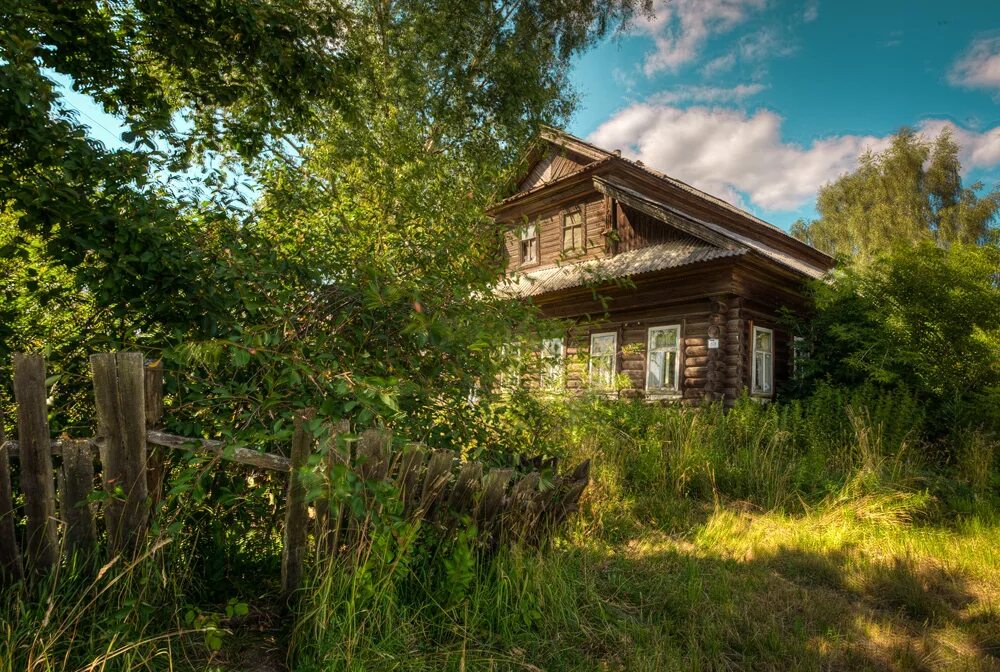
top-left (791, 127), bottom-right (1000, 261)
top-left (796, 242), bottom-right (1000, 434)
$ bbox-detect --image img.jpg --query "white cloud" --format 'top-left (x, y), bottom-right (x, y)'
top-left (918, 119), bottom-right (1000, 171)
top-left (949, 36), bottom-right (1000, 91)
top-left (700, 53), bottom-right (737, 77)
top-left (638, 0), bottom-right (767, 75)
top-left (588, 104), bottom-right (1000, 213)
top-left (803, 0), bottom-right (819, 23)
top-left (650, 83), bottom-right (767, 105)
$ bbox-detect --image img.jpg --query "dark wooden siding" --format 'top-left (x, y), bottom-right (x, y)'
top-left (518, 151), bottom-right (591, 192)
top-left (503, 194), bottom-right (608, 271)
top-left (614, 203), bottom-right (700, 253)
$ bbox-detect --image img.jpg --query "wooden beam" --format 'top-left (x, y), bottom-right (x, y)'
top-left (91, 352), bottom-right (149, 555)
top-left (13, 354), bottom-right (58, 579)
top-left (281, 409), bottom-right (315, 603)
top-left (146, 431), bottom-right (291, 472)
top-left (3, 431), bottom-right (293, 473)
top-left (0, 427), bottom-right (24, 589)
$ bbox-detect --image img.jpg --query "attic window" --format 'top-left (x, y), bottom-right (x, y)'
top-left (520, 223), bottom-right (537, 264)
top-left (562, 209), bottom-right (585, 253)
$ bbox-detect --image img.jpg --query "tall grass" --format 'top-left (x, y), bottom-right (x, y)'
top-left (0, 537), bottom-right (194, 672)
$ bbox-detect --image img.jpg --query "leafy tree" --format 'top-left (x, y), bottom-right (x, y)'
top-left (2, 0), bottom-right (651, 447)
top-left (791, 128), bottom-right (1000, 261)
top-left (797, 242), bottom-right (1000, 434)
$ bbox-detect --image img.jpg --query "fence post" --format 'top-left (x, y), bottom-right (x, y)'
top-left (144, 360), bottom-right (167, 509)
top-left (91, 352), bottom-right (149, 555)
top-left (282, 408), bottom-right (315, 603)
top-left (59, 439), bottom-right (97, 557)
top-left (0, 426), bottom-right (24, 589)
top-left (13, 354), bottom-right (58, 579)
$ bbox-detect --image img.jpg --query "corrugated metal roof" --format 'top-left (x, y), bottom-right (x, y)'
top-left (498, 241), bottom-right (746, 298)
top-left (597, 179), bottom-right (829, 280)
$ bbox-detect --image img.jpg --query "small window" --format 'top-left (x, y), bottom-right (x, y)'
top-left (589, 332), bottom-right (617, 389)
top-left (562, 210), bottom-right (585, 253)
top-left (540, 337), bottom-right (565, 389)
top-left (646, 325), bottom-right (681, 393)
top-left (751, 327), bottom-right (773, 395)
top-left (519, 223), bottom-right (537, 264)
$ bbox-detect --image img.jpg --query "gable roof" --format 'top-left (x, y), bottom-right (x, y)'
top-left (491, 126), bottom-right (834, 281)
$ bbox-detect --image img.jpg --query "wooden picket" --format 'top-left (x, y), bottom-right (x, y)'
top-left (0, 351), bottom-right (591, 599)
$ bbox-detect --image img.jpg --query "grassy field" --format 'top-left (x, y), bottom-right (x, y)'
top-left (287, 393), bottom-right (1000, 671)
top-left (3, 393), bottom-right (998, 671)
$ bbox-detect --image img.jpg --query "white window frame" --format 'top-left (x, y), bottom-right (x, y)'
top-left (751, 326), bottom-right (774, 396)
top-left (588, 332), bottom-right (617, 389)
top-left (540, 337), bottom-right (565, 389)
top-left (519, 222), bottom-right (537, 264)
top-left (645, 325), bottom-right (682, 395)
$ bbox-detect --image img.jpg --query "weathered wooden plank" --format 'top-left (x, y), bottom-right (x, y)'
top-left (281, 409), bottom-right (314, 601)
top-left (0, 428), bottom-right (24, 589)
top-left (59, 439), bottom-right (97, 556)
top-left (419, 450), bottom-right (454, 521)
top-left (447, 461), bottom-right (483, 517)
top-left (357, 429), bottom-right (390, 483)
top-left (144, 360), bottom-right (167, 509)
top-left (476, 467), bottom-right (513, 534)
top-left (146, 431), bottom-right (291, 472)
top-left (315, 419), bottom-right (349, 559)
top-left (13, 354), bottom-right (58, 578)
top-left (91, 352), bottom-right (148, 555)
top-left (396, 446), bottom-right (427, 518)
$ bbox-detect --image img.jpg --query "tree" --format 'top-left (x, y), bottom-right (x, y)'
top-left (797, 242), bottom-right (1000, 434)
top-left (2, 0), bottom-right (652, 446)
top-left (791, 128), bottom-right (1000, 262)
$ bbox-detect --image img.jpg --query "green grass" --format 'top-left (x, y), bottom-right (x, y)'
top-left (3, 392), bottom-right (998, 671)
top-left (287, 394), bottom-right (1000, 671)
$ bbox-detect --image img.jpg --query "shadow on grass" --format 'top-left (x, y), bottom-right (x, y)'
top-left (537, 519), bottom-right (1000, 672)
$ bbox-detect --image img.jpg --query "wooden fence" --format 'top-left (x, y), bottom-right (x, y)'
top-left (0, 352), bottom-right (590, 600)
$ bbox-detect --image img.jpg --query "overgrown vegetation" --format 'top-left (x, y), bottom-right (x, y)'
top-left (3, 1), bottom-right (1000, 670)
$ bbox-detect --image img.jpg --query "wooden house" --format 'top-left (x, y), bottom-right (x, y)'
top-left (490, 127), bottom-right (835, 403)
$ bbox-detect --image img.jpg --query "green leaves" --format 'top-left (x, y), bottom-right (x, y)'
top-left (793, 127), bottom-right (999, 261)
top-left (802, 242), bottom-right (1000, 434)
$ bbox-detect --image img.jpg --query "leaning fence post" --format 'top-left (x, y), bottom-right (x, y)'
top-left (59, 439), bottom-right (97, 558)
top-left (91, 352), bottom-right (149, 556)
top-left (144, 359), bottom-right (167, 509)
top-left (13, 354), bottom-right (58, 579)
top-left (0, 425), bottom-right (24, 589)
top-left (282, 408), bottom-right (315, 603)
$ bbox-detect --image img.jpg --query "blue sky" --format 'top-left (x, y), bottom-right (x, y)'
top-left (568, 0), bottom-right (1000, 229)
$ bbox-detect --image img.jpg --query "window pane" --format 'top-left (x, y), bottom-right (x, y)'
top-left (647, 351), bottom-right (664, 389)
top-left (521, 224), bottom-right (535, 240)
top-left (755, 329), bottom-right (772, 352)
top-left (563, 226), bottom-right (573, 250)
top-left (652, 328), bottom-right (677, 350)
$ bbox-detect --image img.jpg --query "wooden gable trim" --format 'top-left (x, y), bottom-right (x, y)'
top-left (592, 177), bottom-right (742, 252)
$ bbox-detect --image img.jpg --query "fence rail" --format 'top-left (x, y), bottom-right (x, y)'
top-left (0, 352), bottom-right (590, 600)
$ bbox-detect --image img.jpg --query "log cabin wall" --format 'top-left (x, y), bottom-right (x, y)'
top-left (536, 261), bottom-right (740, 404)
top-left (530, 257), bottom-right (811, 405)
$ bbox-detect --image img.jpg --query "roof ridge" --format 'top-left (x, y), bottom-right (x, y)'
top-left (537, 126), bottom-right (832, 262)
